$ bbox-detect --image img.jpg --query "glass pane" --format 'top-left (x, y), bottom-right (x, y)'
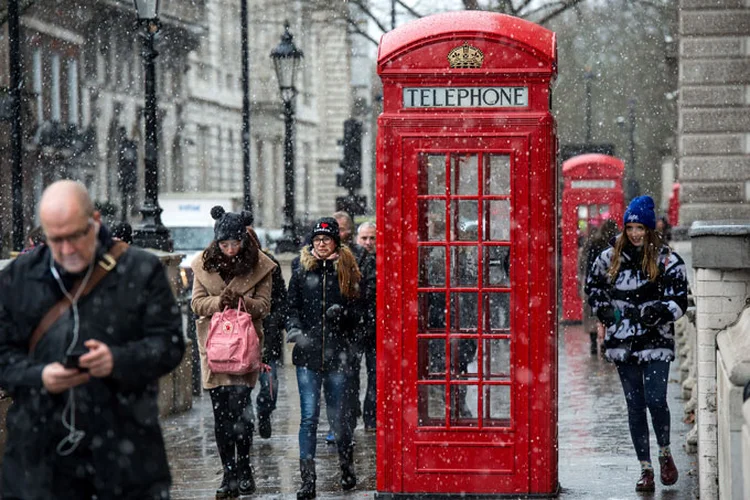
top-left (483, 200), bottom-right (510, 241)
top-left (418, 200), bottom-right (446, 241)
top-left (451, 384), bottom-right (478, 425)
top-left (418, 154), bottom-right (446, 195)
top-left (484, 385), bottom-right (511, 424)
top-left (419, 247), bottom-right (445, 287)
top-left (418, 339), bottom-right (446, 379)
top-left (451, 246), bottom-right (478, 287)
top-left (451, 200), bottom-right (478, 241)
top-left (419, 292), bottom-right (446, 332)
top-left (450, 338), bottom-right (478, 381)
top-left (599, 204), bottom-right (609, 217)
top-left (418, 385), bottom-right (446, 426)
top-left (484, 338), bottom-right (510, 380)
top-left (484, 154), bottom-right (510, 195)
top-left (450, 153), bottom-right (478, 195)
top-left (483, 292), bottom-right (510, 332)
top-left (484, 246), bottom-right (510, 287)
top-left (450, 292), bottom-right (477, 332)
top-left (577, 205), bottom-right (588, 219)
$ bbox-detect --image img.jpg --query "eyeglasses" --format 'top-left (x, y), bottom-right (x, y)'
top-left (219, 240), bottom-right (242, 250)
top-left (46, 220), bottom-right (94, 245)
top-left (312, 236), bottom-right (333, 245)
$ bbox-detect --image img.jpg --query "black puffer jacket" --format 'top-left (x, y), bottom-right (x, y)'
top-left (0, 227), bottom-right (185, 499)
top-left (286, 246), bottom-right (361, 371)
top-left (262, 250), bottom-right (288, 363)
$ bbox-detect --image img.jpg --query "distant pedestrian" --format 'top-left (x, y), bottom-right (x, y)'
top-left (191, 206), bottom-right (277, 498)
top-left (578, 219), bottom-right (618, 355)
top-left (111, 221), bottom-right (133, 244)
top-left (246, 225), bottom-right (287, 439)
top-left (0, 180), bottom-right (185, 499)
top-left (350, 221), bottom-right (377, 431)
top-left (333, 211), bottom-right (354, 246)
top-left (22, 225), bottom-right (45, 252)
top-left (286, 217), bottom-right (362, 499)
top-left (585, 195), bottom-right (688, 493)
top-left (656, 215), bottom-right (672, 244)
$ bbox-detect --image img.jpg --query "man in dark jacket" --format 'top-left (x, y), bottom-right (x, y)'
top-left (0, 180), bottom-right (185, 499)
top-left (247, 226), bottom-right (288, 439)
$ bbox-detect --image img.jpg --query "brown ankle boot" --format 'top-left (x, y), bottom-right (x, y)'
top-left (635, 469), bottom-right (655, 492)
top-left (659, 455), bottom-right (678, 485)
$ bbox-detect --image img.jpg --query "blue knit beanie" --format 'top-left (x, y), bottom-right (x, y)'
top-left (623, 195), bottom-right (656, 230)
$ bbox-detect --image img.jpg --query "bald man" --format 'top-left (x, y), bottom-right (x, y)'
top-left (0, 180), bottom-right (185, 499)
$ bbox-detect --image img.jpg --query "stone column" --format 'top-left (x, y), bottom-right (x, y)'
top-left (677, 1), bottom-right (750, 226)
top-left (690, 221), bottom-right (750, 499)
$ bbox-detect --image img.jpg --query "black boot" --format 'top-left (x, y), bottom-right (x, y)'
top-left (339, 446), bottom-right (357, 491)
top-left (237, 458), bottom-right (255, 495)
top-left (297, 459), bottom-right (316, 500)
top-left (216, 465), bottom-right (239, 499)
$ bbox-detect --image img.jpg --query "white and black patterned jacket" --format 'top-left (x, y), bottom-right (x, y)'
top-left (585, 241), bottom-right (689, 363)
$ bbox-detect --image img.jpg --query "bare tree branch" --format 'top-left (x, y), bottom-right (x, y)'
top-left (533, 0), bottom-right (588, 25)
top-left (346, 16), bottom-right (380, 46)
top-left (394, 0), bottom-right (424, 20)
top-left (462, 0), bottom-right (481, 9)
top-left (349, 0), bottom-right (391, 34)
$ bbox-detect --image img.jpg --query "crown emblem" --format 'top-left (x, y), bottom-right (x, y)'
top-left (447, 42), bottom-right (484, 69)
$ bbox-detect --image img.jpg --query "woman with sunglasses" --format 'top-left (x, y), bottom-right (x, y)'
top-left (286, 217), bottom-right (362, 499)
top-left (191, 206), bottom-right (277, 499)
top-left (585, 195), bottom-right (688, 493)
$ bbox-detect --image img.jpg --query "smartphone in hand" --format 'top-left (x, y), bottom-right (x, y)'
top-left (63, 350), bottom-right (89, 372)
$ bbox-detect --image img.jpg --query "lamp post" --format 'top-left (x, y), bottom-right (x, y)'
top-left (617, 98), bottom-right (639, 202)
top-left (584, 66), bottom-right (594, 144)
top-left (131, 0), bottom-right (172, 251)
top-left (8, 0), bottom-right (24, 251)
top-left (270, 22), bottom-right (303, 254)
top-left (240, 0), bottom-right (252, 215)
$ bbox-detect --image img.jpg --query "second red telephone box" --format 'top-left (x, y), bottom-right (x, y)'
top-left (560, 154), bottom-right (625, 322)
top-left (376, 11), bottom-right (558, 497)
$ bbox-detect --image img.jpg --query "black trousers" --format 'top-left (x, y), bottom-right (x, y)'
top-left (208, 385), bottom-right (254, 469)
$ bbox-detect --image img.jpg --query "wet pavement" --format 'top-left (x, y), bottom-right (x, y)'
top-left (162, 318), bottom-right (698, 500)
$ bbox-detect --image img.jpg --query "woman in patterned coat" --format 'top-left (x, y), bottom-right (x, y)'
top-left (585, 195), bottom-right (688, 493)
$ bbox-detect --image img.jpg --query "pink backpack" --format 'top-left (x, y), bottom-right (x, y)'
top-left (206, 299), bottom-right (261, 375)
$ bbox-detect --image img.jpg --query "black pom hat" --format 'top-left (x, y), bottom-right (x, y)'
top-left (311, 217), bottom-right (340, 246)
top-left (211, 206), bottom-right (253, 242)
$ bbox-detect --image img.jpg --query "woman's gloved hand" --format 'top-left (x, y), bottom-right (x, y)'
top-left (641, 302), bottom-right (672, 327)
top-left (220, 288), bottom-right (241, 309)
top-left (596, 305), bottom-right (620, 328)
top-left (286, 327), bottom-right (310, 348)
top-left (326, 304), bottom-right (344, 320)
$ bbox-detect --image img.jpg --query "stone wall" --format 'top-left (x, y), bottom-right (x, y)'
top-left (677, 1), bottom-right (750, 226)
top-left (690, 221), bottom-right (750, 499)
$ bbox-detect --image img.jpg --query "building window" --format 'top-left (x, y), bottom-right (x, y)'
top-left (67, 59), bottom-right (79, 126)
top-left (51, 53), bottom-right (61, 121)
top-left (32, 49), bottom-right (44, 123)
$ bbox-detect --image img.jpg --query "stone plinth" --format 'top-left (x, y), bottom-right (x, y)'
top-left (690, 221), bottom-right (750, 499)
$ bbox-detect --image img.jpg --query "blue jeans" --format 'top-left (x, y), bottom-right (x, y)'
top-left (256, 360), bottom-right (279, 418)
top-left (296, 366), bottom-right (352, 460)
top-left (616, 360), bottom-right (671, 462)
top-left (349, 341), bottom-right (377, 429)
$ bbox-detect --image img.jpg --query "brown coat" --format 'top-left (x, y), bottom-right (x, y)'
top-left (191, 251), bottom-right (276, 389)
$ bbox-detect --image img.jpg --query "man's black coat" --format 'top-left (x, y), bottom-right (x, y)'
top-left (0, 229), bottom-right (185, 499)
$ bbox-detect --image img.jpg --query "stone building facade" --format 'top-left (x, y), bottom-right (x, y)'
top-left (0, 0), bottom-right (372, 250)
top-left (677, 0), bottom-right (750, 225)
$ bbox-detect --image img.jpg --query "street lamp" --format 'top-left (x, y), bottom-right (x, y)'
top-left (270, 22), bottom-right (303, 254)
top-left (240, 0), bottom-right (253, 216)
top-left (583, 66), bottom-right (594, 144)
top-left (616, 98), bottom-right (639, 202)
top-left (131, 0), bottom-right (172, 251)
top-left (8, 0), bottom-right (24, 251)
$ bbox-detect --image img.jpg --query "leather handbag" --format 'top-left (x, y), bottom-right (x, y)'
top-left (206, 298), bottom-right (261, 375)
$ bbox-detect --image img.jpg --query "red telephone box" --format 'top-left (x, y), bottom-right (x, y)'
top-left (376, 12), bottom-right (558, 496)
top-left (560, 154), bottom-right (624, 322)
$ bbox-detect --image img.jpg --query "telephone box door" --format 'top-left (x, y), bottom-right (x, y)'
top-left (401, 135), bottom-right (532, 493)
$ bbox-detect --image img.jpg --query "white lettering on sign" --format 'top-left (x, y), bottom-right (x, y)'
top-left (571, 180), bottom-right (616, 189)
top-left (403, 87), bottom-right (528, 108)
